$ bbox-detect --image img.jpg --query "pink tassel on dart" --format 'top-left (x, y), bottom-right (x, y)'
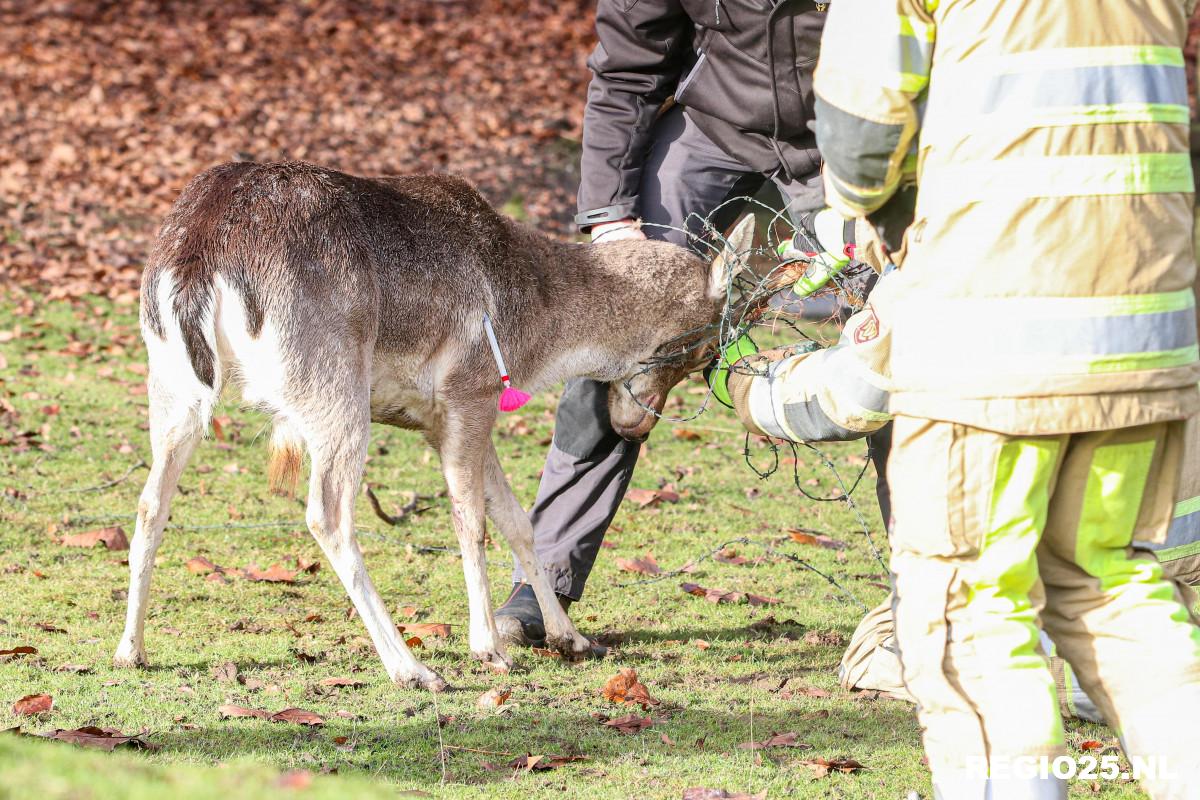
top-left (482, 313), bottom-right (530, 412)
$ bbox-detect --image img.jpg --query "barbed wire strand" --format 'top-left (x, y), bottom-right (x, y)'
top-left (620, 198), bottom-right (891, 577)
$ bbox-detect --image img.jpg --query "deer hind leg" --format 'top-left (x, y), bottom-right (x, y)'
top-left (114, 371), bottom-right (210, 668)
top-left (483, 443), bottom-right (593, 659)
top-left (296, 394), bottom-right (446, 691)
top-left (437, 409), bottom-right (512, 673)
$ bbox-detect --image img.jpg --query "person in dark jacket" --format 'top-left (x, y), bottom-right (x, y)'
top-left (495, 0), bottom-right (895, 646)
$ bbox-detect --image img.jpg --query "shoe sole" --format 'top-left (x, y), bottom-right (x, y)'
top-left (495, 614), bottom-right (545, 649)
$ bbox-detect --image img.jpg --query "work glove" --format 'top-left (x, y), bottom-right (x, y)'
top-left (724, 343), bottom-right (818, 435)
top-left (778, 207), bottom-right (857, 296)
top-left (703, 333), bottom-right (760, 407)
top-left (591, 218), bottom-right (646, 243)
top-left (769, 208), bottom-right (878, 321)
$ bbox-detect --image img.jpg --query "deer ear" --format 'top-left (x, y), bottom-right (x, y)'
top-left (708, 215), bottom-right (755, 300)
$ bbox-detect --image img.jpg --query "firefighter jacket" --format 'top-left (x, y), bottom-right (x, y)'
top-left (807, 0), bottom-right (1200, 434)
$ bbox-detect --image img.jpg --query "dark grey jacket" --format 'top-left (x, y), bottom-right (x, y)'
top-left (575, 0), bottom-right (828, 229)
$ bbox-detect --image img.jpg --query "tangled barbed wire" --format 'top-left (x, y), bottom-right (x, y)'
top-left (621, 196), bottom-right (889, 576)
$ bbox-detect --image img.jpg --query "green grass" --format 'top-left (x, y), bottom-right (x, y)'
top-left (0, 293), bottom-right (1140, 798)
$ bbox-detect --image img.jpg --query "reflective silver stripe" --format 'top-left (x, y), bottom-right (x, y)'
top-left (825, 352), bottom-right (891, 416)
top-left (747, 363), bottom-right (790, 440)
top-left (1146, 507), bottom-right (1200, 551)
top-left (994, 307), bottom-right (1197, 357)
top-left (981, 63), bottom-right (1187, 112)
top-left (893, 293), bottom-right (1198, 375)
top-left (897, 33), bottom-right (930, 80)
top-left (781, 397), bottom-right (860, 442)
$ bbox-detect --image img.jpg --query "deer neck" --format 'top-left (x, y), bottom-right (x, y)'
top-left (491, 234), bottom-right (661, 394)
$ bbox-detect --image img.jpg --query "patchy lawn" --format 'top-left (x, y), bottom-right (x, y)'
top-left (0, 292), bottom-right (1139, 798)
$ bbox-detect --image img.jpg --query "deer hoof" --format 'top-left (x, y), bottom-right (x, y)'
top-left (112, 644), bottom-right (147, 669)
top-left (420, 674), bottom-right (451, 693)
top-left (396, 670), bottom-right (450, 693)
top-left (473, 649), bottom-right (514, 674)
top-left (548, 632), bottom-right (605, 661)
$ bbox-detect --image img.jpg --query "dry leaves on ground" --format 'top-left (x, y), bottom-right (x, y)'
top-left (509, 753), bottom-right (588, 772)
top-left (737, 732), bottom-right (812, 750)
top-left (682, 790), bottom-right (767, 800)
top-left (616, 554), bottom-right (662, 576)
top-left (0, 1), bottom-right (594, 302)
top-left (243, 563), bottom-right (302, 583)
top-left (680, 583), bottom-right (782, 607)
top-left (601, 668), bottom-right (660, 710)
top-left (217, 704), bottom-right (325, 726)
top-left (0, 646), bottom-right (37, 659)
top-left (799, 757), bottom-right (866, 778)
top-left (38, 726), bottom-right (158, 751)
top-left (602, 713), bottom-right (653, 735)
top-left (625, 486), bottom-right (681, 508)
top-left (476, 687), bottom-right (511, 709)
top-left (786, 530), bottom-right (846, 550)
top-left (397, 623), bottom-right (452, 639)
top-left (211, 661), bottom-right (239, 682)
top-left (12, 694), bottom-right (53, 716)
top-left (60, 526), bottom-right (129, 551)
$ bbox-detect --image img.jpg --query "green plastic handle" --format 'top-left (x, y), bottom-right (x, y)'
top-left (709, 334), bottom-right (760, 407)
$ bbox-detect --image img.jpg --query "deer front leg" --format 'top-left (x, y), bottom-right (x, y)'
top-left (483, 444), bottom-right (594, 659)
top-left (440, 412), bottom-right (512, 674)
top-left (304, 404), bottom-right (446, 691)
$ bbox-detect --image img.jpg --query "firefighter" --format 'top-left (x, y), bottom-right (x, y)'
top-left (717, 0), bottom-right (1200, 796)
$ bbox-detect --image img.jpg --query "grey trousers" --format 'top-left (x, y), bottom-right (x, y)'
top-left (514, 106), bottom-right (892, 598)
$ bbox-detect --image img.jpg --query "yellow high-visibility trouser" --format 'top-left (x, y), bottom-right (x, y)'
top-left (888, 416), bottom-right (1200, 800)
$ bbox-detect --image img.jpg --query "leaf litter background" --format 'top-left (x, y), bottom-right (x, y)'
top-left (1, 0), bottom-right (594, 302)
top-left (1, 3), bottom-right (1199, 798)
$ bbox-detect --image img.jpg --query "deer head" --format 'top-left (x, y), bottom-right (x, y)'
top-left (607, 216), bottom-right (756, 441)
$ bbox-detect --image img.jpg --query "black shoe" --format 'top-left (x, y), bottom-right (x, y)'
top-left (494, 583), bottom-right (571, 648)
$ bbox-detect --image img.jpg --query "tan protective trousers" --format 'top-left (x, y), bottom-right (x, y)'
top-left (888, 416), bottom-right (1200, 800)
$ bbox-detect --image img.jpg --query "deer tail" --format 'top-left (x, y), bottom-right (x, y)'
top-left (267, 419), bottom-right (305, 497)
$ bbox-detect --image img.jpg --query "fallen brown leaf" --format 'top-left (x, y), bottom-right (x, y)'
top-left (397, 623), bottom-right (452, 639)
top-left (508, 753), bottom-right (587, 771)
top-left (799, 756), bottom-right (865, 778)
top-left (602, 713), bottom-right (653, 734)
top-left (244, 563), bottom-right (300, 583)
top-left (680, 583), bottom-right (744, 604)
top-left (318, 677), bottom-right (365, 688)
top-left (40, 726), bottom-right (157, 751)
top-left (615, 554), bottom-right (661, 576)
top-left (0, 646), bottom-right (37, 659)
top-left (786, 530), bottom-right (846, 550)
top-left (185, 556), bottom-right (218, 575)
top-left (218, 704), bottom-right (324, 726)
top-left (211, 661), bottom-right (238, 682)
top-left (625, 487), bottom-right (680, 508)
top-left (295, 556), bottom-right (320, 574)
top-left (269, 708), bottom-right (325, 726)
top-left (55, 664), bottom-right (92, 674)
top-left (276, 770), bottom-right (313, 789)
top-left (477, 687), bottom-right (511, 709)
top-left (61, 526), bottom-right (129, 551)
top-left (681, 790), bottom-right (767, 800)
top-left (217, 704), bottom-right (269, 720)
top-left (601, 668), bottom-right (660, 710)
top-left (13, 694), bottom-right (53, 716)
top-left (737, 731), bottom-right (812, 750)
top-left (34, 622), bottom-right (65, 634)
